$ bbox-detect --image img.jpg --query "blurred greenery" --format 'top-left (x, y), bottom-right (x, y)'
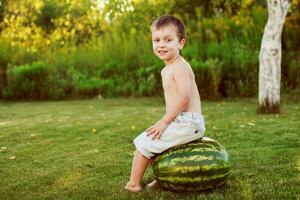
top-left (0, 0), bottom-right (299, 100)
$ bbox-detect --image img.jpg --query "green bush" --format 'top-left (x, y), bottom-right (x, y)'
top-left (286, 60), bottom-right (300, 90)
top-left (216, 41), bottom-right (258, 98)
top-left (0, 35), bottom-right (290, 101)
top-left (67, 67), bottom-right (102, 98)
top-left (4, 61), bottom-right (51, 100)
top-left (135, 65), bottom-right (162, 97)
top-left (0, 40), bottom-right (13, 98)
top-left (0, 4), bottom-right (298, 100)
top-left (192, 58), bottom-right (221, 100)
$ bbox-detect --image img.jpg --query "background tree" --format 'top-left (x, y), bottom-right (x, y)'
top-left (258, 0), bottom-right (291, 113)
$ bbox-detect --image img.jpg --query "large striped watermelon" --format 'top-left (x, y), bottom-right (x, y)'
top-left (152, 137), bottom-right (230, 192)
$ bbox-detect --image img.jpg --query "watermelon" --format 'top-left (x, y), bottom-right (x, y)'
top-left (152, 137), bottom-right (230, 192)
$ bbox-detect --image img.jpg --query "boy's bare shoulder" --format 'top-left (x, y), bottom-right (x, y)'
top-left (160, 66), bottom-right (167, 76)
top-left (171, 59), bottom-right (192, 74)
top-left (175, 59), bottom-right (189, 67)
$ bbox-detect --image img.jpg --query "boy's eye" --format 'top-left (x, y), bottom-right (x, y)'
top-left (165, 39), bottom-right (172, 42)
top-left (153, 39), bottom-right (159, 42)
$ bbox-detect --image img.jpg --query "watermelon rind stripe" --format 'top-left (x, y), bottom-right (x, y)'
top-left (158, 170), bottom-right (230, 183)
top-left (155, 148), bottom-right (228, 163)
top-left (168, 151), bottom-right (228, 163)
top-left (155, 160), bottom-right (226, 172)
top-left (159, 173), bottom-right (230, 191)
top-left (155, 152), bottom-right (229, 170)
top-left (155, 165), bottom-right (230, 178)
top-left (162, 142), bottom-right (222, 154)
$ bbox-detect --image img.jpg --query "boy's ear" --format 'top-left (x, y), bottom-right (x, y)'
top-left (179, 38), bottom-right (185, 50)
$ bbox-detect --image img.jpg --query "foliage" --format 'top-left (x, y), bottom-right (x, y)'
top-left (136, 65), bottom-right (162, 97)
top-left (0, 39), bottom-right (13, 98)
top-left (191, 58), bottom-right (222, 100)
top-left (0, 0), bottom-right (299, 100)
top-left (217, 41), bottom-right (258, 98)
top-left (0, 0), bottom-right (105, 53)
top-left (282, 51), bottom-right (300, 90)
top-left (4, 61), bottom-right (51, 100)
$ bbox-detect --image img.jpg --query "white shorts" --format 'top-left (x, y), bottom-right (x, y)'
top-left (133, 112), bottom-right (205, 159)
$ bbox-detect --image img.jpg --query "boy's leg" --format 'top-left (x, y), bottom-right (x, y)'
top-left (145, 157), bottom-right (158, 189)
top-left (125, 150), bottom-right (151, 192)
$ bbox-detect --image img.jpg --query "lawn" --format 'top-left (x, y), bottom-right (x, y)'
top-left (0, 97), bottom-right (299, 200)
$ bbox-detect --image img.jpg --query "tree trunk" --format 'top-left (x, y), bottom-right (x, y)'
top-left (258, 0), bottom-right (291, 114)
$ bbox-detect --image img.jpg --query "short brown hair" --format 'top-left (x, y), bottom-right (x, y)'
top-left (151, 15), bottom-right (186, 41)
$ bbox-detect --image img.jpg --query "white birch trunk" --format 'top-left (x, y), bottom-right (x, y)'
top-left (258, 0), bottom-right (291, 113)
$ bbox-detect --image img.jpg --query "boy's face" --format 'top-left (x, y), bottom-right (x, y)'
top-left (151, 24), bottom-right (185, 63)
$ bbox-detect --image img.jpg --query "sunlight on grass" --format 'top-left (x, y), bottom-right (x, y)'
top-left (0, 121), bottom-right (14, 126)
top-left (241, 179), bottom-right (253, 199)
top-left (54, 171), bottom-right (83, 189)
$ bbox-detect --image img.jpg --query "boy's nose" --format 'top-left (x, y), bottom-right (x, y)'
top-left (158, 41), bottom-right (166, 47)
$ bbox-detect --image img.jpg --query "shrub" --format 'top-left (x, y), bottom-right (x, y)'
top-left (218, 42), bottom-right (258, 98)
top-left (0, 40), bottom-right (13, 98)
top-left (4, 61), bottom-right (51, 100)
top-left (135, 65), bottom-right (162, 96)
top-left (67, 67), bottom-right (102, 98)
top-left (285, 59), bottom-right (300, 90)
top-left (192, 58), bottom-right (222, 100)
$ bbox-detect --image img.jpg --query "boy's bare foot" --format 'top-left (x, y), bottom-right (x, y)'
top-left (124, 182), bottom-right (142, 192)
top-left (145, 180), bottom-right (158, 189)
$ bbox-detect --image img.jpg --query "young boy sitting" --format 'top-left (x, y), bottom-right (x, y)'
top-left (125, 15), bottom-right (206, 192)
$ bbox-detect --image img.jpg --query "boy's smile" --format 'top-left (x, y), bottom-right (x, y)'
top-left (152, 24), bottom-right (185, 65)
top-left (157, 50), bottom-right (168, 56)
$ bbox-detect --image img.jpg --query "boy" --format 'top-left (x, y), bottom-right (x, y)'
top-left (125, 15), bottom-right (205, 192)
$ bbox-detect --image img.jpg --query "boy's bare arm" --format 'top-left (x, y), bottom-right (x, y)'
top-left (162, 64), bottom-right (192, 124)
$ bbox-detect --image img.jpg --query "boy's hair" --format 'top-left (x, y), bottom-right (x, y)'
top-left (151, 15), bottom-right (186, 41)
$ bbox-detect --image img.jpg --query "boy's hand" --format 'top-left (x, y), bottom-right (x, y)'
top-left (146, 119), bottom-right (168, 140)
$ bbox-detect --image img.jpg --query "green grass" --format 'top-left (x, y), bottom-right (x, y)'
top-left (0, 97), bottom-right (299, 200)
